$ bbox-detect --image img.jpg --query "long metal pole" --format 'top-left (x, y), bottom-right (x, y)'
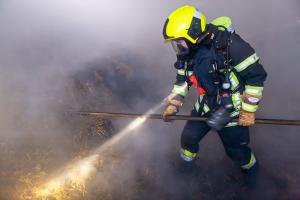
top-left (78, 111), bottom-right (300, 126)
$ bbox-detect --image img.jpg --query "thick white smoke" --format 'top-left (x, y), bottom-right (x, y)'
top-left (0, 0), bottom-right (299, 199)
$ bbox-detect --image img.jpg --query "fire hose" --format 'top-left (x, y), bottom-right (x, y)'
top-left (78, 111), bottom-right (300, 126)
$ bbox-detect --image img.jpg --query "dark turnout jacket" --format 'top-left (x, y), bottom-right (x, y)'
top-left (171, 25), bottom-right (267, 126)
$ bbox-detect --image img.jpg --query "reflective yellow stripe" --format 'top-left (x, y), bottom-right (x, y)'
top-left (242, 102), bottom-right (258, 112)
top-left (181, 148), bottom-right (197, 159)
top-left (172, 83), bottom-right (188, 96)
top-left (230, 111), bottom-right (240, 118)
top-left (231, 92), bottom-right (241, 110)
top-left (177, 69), bottom-right (193, 76)
top-left (241, 153), bottom-right (257, 170)
top-left (234, 53), bottom-right (259, 72)
top-left (177, 69), bottom-right (185, 75)
top-left (245, 85), bottom-right (264, 96)
top-left (202, 104), bottom-right (210, 114)
top-left (225, 122), bottom-right (238, 127)
top-left (194, 95), bottom-right (203, 112)
top-left (194, 100), bottom-right (200, 112)
top-left (225, 111), bottom-right (240, 127)
top-left (232, 95), bottom-right (236, 108)
top-left (194, 95), bottom-right (210, 115)
top-left (229, 72), bottom-right (239, 91)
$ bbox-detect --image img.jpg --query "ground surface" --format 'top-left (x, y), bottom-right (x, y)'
top-left (1, 131), bottom-right (299, 200)
top-left (1, 55), bottom-right (299, 200)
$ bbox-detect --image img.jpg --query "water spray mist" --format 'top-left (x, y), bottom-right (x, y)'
top-left (28, 98), bottom-right (168, 199)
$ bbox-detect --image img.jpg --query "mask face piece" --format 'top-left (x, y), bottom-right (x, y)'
top-left (171, 39), bottom-right (190, 56)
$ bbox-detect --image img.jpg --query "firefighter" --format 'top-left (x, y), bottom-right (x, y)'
top-left (162, 5), bottom-right (267, 174)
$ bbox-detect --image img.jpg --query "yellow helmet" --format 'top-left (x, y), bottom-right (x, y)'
top-left (163, 5), bottom-right (207, 44)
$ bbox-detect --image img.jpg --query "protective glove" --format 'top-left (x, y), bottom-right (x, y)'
top-left (162, 94), bottom-right (183, 122)
top-left (163, 105), bottom-right (178, 122)
top-left (207, 107), bottom-right (232, 131)
top-left (164, 94), bottom-right (184, 107)
top-left (238, 110), bottom-right (255, 126)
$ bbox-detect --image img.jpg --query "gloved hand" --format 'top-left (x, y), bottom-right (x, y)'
top-left (163, 105), bottom-right (178, 122)
top-left (238, 110), bottom-right (255, 126)
top-left (164, 94), bottom-right (184, 107)
top-left (162, 94), bottom-right (183, 122)
top-left (206, 107), bottom-right (232, 131)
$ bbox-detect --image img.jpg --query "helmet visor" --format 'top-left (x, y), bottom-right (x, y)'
top-left (170, 39), bottom-right (190, 56)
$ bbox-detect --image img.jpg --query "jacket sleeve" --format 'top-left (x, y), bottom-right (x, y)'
top-left (171, 69), bottom-right (193, 97)
top-left (229, 33), bottom-right (267, 112)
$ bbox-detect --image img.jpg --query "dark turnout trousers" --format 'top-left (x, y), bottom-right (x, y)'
top-left (180, 109), bottom-right (256, 170)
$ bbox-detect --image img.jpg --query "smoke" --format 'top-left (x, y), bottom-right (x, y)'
top-left (0, 0), bottom-right (300, 199)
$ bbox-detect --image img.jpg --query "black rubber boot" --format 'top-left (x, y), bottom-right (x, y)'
top-left (242, 161), bottom-right (260, 188)
top-left (174, 157), bottom-right (198, 175)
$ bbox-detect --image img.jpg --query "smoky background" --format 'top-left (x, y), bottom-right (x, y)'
top-left (0, 0), bottom-right (299, 199)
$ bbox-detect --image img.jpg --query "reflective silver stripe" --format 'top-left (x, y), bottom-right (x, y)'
top-left (188, 71), bottom-right (194, 76)
top-left (225, 122), bottom-right (238, 127)
top-left (229, 72), bottom-right (239, 90)
top-left (202, 104), bottom-right (210, 115)
top-left (180, 148), bottom-right (197, 162)
top-left (172, 82), bottom-right (188, 96)
top-left (180, 153), bottom-right (195, 162)
top-left (230, 111), bottom-right (240, 117)
top-left (227, 24), bottom-right (235, 33)
top-left (194, 9), bottom-right (200, 19)
top-left (242, 102), bottom-right (258, 112)
top-left (234, 53), bottom-right (259, 72)
top-left (199, 95), bottom-right (203, 103)
top-left (232, 92), bottom-right (241, 110)
top-left (177, 69), bottom-right (193, 76)
top-left (194, 95), bottom-right (209, 115)
top-left (194, 95), bottom-right (203, 112)
top-left (245, 88), bottom-right (262, 96)
top-left (177, 69), bottom-right (185, 75)
top-left (241, 153), bottom-right (257, 170)
top-left (245, 85), bottom-right (264, 96)
top-left (194, 100), bottom-right (200, 112)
